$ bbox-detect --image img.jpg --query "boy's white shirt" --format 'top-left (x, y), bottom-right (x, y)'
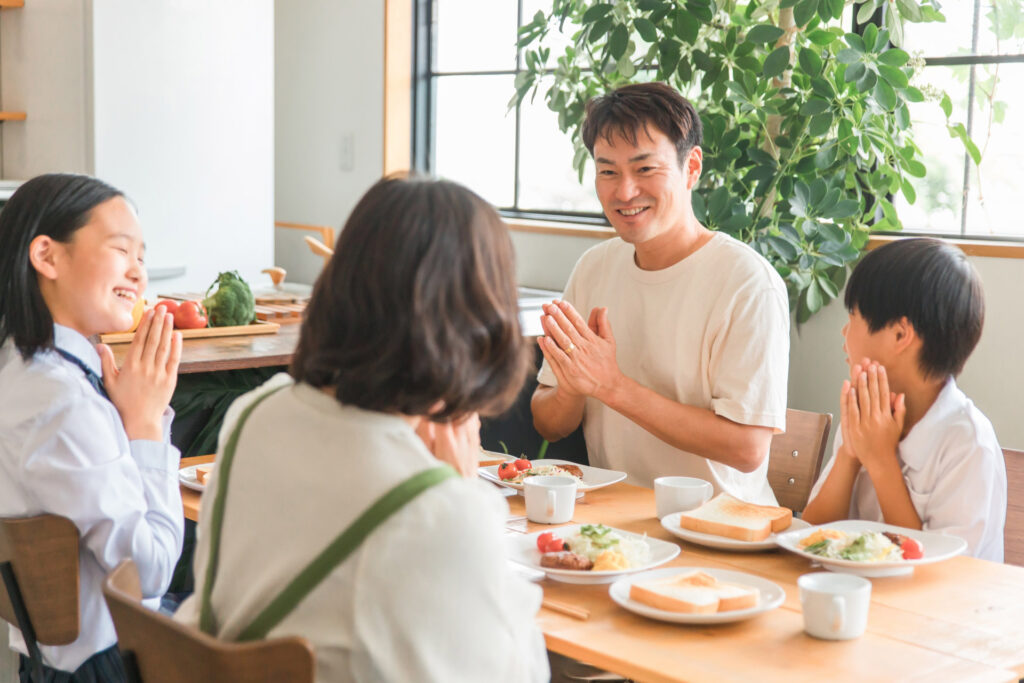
top-left (807, 377), bottom-right (1006, 561)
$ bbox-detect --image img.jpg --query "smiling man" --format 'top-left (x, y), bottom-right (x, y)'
top-left (530, 82), bottom-right (790, 503)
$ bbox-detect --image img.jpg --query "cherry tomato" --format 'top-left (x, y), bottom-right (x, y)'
top-left (153, 299), bottom-right (180, 316)
top-left (543, 537), bottom-right (567, 553)
top-left (536, 532), bottom-right (555, 553)
top-left (901, 536), bottom-right (923, 560)
top-left (497, 462), bottom-right (519, 480)
top-left (514, 458), bottom-right (531, 471)
top-left (174, 300), bottom-right (208, 329)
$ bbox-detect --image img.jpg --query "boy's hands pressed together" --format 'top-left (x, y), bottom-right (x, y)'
top-left (842, 360), bottom-right (906, 475)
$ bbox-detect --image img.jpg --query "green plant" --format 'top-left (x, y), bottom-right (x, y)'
top-left (513, 0), bottom-right (976, 321)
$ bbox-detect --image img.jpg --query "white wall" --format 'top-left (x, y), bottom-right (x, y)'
top-left (1, 0), bottom-right (274, 295)
top-left (514, 231), bottom-right (1024, 451)
top-left (274, 0), bottom-right (385, 285)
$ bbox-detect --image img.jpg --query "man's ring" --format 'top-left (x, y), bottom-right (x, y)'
top-left (564, 342), bottom-right (576, 355)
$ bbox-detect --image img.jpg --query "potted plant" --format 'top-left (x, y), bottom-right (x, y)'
top-left (513, 0), bottom-right (974, 321)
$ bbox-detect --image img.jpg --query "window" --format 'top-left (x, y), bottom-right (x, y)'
top-left (414, 1), bottom-right (1024, 237)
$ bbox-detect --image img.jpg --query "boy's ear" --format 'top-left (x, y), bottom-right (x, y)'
top-left (890, 316), bottom-right (918, 354)
top-left (28, 235), bottom-right (60, 280)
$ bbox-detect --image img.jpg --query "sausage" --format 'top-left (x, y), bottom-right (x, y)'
top-left (540, 551), bottom-right (594, 571)
top-left (555, 464), bottom-right (584, 479)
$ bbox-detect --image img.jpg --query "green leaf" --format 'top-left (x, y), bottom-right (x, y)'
top-left (878, 48), bottom-right (910, 66)
top-left (878, 64), bottom-right (909, 88)
top-left (589, 16), bottom-right (614, 42)
top-left (793, 0), bottom-right (818, 27)
top-left (863, 23), bottom-right (879, 51)
top-left (746, 24), bottom-right (785, 44)
top-left (582, 3), bottom-right (614, 24)
top-left (815, 141), bottom-right (838, 169)
top-left (800, 98), bottom-right (830, 116)
top-left (618, 55), bottom-right (637, 78)
top-left (673, 9), bottom-right (700, 44)
top-left (844, 62), bottom-right (866, 82)
top-left (874, 79), bottom-right (897, 110)
top-left (901, 86), bottom-right (924, 103)
top-left (817, 272), bottom-right (840, 299)
top-left (950, 123), bottom-right (982, 165)
top-left (904, 159), bottom-right (925, 178)
top-left (634, 17), bottom-right (658, 43)
top-left (608, 24), bottom-right (629, 60)
top-left (763, 45), bottom-right (791, 79)
top-left (806, 29), bottom-right (836, 46)
top-left (660, 41), bottom-right (682, 74)
top-left (856, 69), bottom-right (877, 92)
top-left (805, 278), bottom-right (824, 316)
top-left (895, 0), bottom-right (924, 22)
top-left (767, 235), bottom-right (799, 261)
top-left (638, 0), bottom-right (666, 10)
top-left (845, 33), bottom-right (866, 52)
top-left (836, 48), bottom-right (861, 64)
top-left (827, 199), bottom-right (860, 218)
top-left (940, 93), bottom-right (952, 118)
top-left (901, 177), bottom-right (917, 204)
top-left (809, 112), bottom-right (833, 136)
top-left (798, 48), bottom-right (823, 76)
top-left (857, 0), bottom-right (881, 24)
top-left (885, 7), bottom-right (905, 46)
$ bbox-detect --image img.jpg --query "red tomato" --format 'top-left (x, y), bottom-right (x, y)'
top-left (543, 537), bottom-right (567, 553)
top-left (536, 532), bottom-right (555, 553)
top-left (498, 462), bottom-right (519, 480)
top-left (901, 536), bottom-right (923, 560)
top-left (153, 299), bottom-right (180, 316)
top-left (514, 458), bottom-right (531, 471)
top-left (174, 300), bottom-right (208, 329)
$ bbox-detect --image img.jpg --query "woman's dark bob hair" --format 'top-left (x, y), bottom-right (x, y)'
top-left (845, 237), bottom-right (984, 379)
top-left (0, 173), bottom-right (125, 359)
top-left (290, 175), bottom-right (532, 420)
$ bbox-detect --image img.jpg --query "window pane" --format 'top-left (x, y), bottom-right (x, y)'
top-left (433, 75), bottom-right (516, 207)
top-left (893, 66), bottom-right (968, 234)
top-left (435, 0), bottom-right (518, 72)
top-left (519, 0), bottom-right (578, 68)
top-left (963, 63), bottom-right (1024, 236)
top-left (518, 93), bottom-right (602, 213)
top-left (902, 3), bottom-right (977, 57)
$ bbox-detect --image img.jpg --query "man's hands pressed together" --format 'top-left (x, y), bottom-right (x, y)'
top-left (537, 300), bottom-right (623, 403)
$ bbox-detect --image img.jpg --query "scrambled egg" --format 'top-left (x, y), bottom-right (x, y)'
top-left (592, 549), bottom-right (630, 571)
top-left (799, 528), bottom-right (846, 549)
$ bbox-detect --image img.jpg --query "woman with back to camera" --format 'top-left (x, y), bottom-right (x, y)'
top-left (175, 175), bottom-right (549, 681)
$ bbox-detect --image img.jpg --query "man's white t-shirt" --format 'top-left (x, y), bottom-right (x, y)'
top-left (537, 232), bottom-right (790, 503)
top-left (807, 378), bottom-right (1006, 561)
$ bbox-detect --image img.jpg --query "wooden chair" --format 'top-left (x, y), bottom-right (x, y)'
top-left (0, 515), bottom-right (80, 683)
top-left (1003, 448), bottom-right (1024, 567)
top-left (275, 221), bottom-right (335, 267)
top-left (103, 560), bottom-right (315, 683)
top-left (767, 409), bottom-right (833, 513)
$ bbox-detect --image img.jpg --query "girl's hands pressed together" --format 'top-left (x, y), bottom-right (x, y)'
top-left (97, 308), bottom-right (182, 441)
top-left (416, 412), bottom-right (481, 479)
top-left (840, 359), bottom-right (906, 475)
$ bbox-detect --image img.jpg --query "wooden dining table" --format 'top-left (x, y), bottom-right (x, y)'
top-left (176, 462), bottom-right (1024, 681)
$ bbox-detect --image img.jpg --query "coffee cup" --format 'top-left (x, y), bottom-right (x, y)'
top-left (524, 475), bottom-right (577, 524)
top-left (798, 572), bottom-right (872, 640)
top-left (654, 476), bottom-right (713, 519)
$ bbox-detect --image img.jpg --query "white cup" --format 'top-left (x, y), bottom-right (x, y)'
top-left (524, 475), bottom-right (577, 524)
top-left (798, 572), bottom-right (872, 640)
top-left (654, 476), bottom-right (713, 519)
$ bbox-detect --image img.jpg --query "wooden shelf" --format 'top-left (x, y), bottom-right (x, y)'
top-left (0, 112), bottom-right (25, 121)
top-left (0, 1), bottom-right (24, 8)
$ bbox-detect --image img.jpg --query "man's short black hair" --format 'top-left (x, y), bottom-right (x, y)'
top-left (581, 82), bottom-right (703, 168)
top-left (844, 238), bottom-right (984, 379)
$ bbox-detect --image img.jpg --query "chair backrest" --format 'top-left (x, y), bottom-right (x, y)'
top-left (1003, 448), bottom-right (1024, 566)
top-left (103, 561), bottom-right (315, 683)
top-left (768, 409), bottom-right (833, 513)
top-left (0, 515), bottom-right (80, 645)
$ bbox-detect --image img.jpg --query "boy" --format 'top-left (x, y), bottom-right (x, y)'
top-left (802, 238), bottom-right (1006, 561)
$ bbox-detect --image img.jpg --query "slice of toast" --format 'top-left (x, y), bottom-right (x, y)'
top-left (629, 570), bottom-right (759, 614)
top-left (195, 464), bottom-right (214, 485)
top-left (678, 493), bottom-right (792, 542)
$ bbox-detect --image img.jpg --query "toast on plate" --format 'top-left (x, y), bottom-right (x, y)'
top-left (678, 493), bottom-right (792, 542)
top-left (629, 570), bottom-right (759, 613)
top-left (195, 464), bottom-right (214, 485)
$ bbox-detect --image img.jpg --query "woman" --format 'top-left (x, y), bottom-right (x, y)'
top-left (0, 173), bottom-right (183, 681)
top-left (175, 176), bottom-right (549, 682)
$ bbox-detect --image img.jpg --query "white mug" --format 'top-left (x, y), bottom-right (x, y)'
top-left (524, 475), bottom-right (577, 524)
top-left (798, 572), bottom-right (872, 640)
top-left (654, 476), bottom-right (713, 519)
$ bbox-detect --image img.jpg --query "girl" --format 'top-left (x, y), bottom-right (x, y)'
top-left (0, 174), bottom-right (184, 681)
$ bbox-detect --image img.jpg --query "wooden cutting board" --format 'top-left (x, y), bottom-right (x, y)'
top-left (100, 321), bottom-right (280, 344)
top-left (159, 292), bottom-right (306, 324)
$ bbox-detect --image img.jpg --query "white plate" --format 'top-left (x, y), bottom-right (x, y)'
top-left (507, 524), bottom-right (680, 584)
top-left (660, 514), bottom-right (812, 552)
top-left (479, 459), bottom-right (627, 493)
top-left (775, 520), bottom-right (968, 577)
top-left (608, 567), bottom-right (786, 624)
top-left (178, 464), bottom-right (209, 492)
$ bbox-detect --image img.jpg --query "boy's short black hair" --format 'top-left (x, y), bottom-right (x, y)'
top-left (844, 237), bottom-right (984, 379)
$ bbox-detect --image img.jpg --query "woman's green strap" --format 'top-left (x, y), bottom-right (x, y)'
top-left (237, 464), bottom-right (458, 641)
top-left (198, 385), bottom-right (285, 635)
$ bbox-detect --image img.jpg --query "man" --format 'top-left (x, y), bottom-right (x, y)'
top-left (531, 82), bottom-right (790, 504)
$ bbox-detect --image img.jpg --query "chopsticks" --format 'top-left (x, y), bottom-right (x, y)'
top-left (541, 597), bottom-right (590, 621)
